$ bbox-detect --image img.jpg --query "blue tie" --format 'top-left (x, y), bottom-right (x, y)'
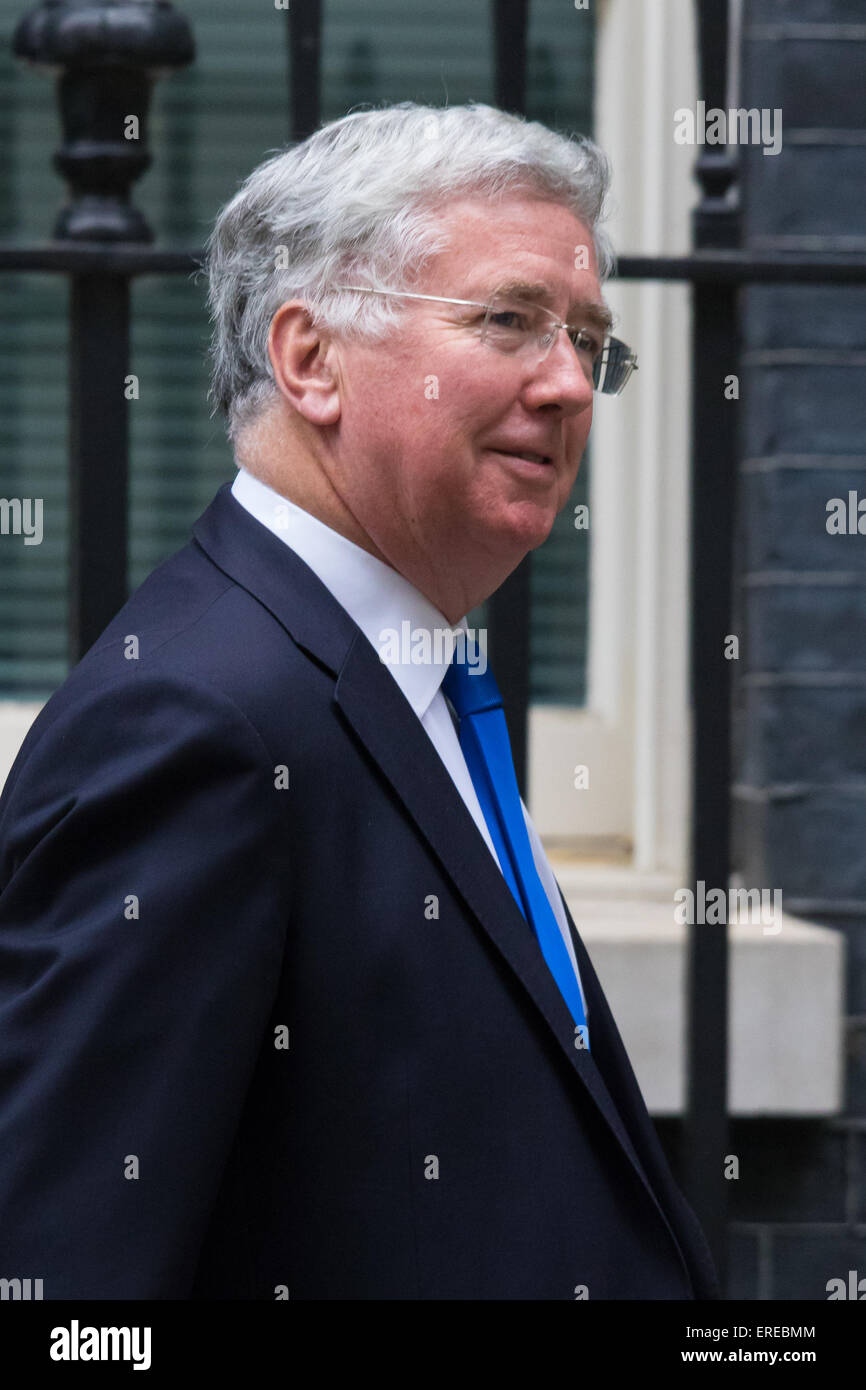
top-left (442, 645), bottom-right (590, 1046)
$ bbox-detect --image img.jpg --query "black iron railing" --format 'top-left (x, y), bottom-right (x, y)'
top-left (4, 0), bottom-right (866, 1292)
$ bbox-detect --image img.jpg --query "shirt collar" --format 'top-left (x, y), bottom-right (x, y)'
top-left (231, 466), bottom-right (468, 720)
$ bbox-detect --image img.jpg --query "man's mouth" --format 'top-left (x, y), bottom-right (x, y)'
top-left (489, 449), bottom-right (554, 469)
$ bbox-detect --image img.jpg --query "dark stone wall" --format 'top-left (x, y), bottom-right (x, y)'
top-left (722, 0), bottom-right (866, 1300)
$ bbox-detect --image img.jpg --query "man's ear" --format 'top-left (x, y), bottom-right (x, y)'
top-left (267, 300), bottom-right (341, 426)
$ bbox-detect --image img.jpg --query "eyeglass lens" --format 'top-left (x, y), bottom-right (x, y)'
top-left (481, 297), bottom-right (635, 396)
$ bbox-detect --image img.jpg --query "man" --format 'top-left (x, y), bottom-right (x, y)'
top-left (0, 102), bottom-right (718, 1299)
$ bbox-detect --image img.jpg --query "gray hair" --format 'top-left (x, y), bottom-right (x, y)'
top-left (203, 101), bottom-right (615, 443)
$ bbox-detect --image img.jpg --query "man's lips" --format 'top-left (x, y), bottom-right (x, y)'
top-left (487, 447), bottom-right (555, 470)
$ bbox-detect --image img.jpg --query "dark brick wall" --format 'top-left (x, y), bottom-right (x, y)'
top-left (724, 0), bottom-right (866, 1300)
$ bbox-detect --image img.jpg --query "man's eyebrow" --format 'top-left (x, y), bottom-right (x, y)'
top-left (486, 279), bottom-right (615, 332)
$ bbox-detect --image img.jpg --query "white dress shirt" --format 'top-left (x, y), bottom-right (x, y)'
top-left (231, 466), bottom-right (587, 1020)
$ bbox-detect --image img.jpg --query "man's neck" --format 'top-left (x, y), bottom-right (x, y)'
top-left (233, 421), bottom-right (500, 626)
top-left (235, 438), bottom-right (390, 569)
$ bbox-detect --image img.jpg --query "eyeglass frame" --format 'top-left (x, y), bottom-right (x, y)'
top-left (331, 284), bottom-right (638, 395)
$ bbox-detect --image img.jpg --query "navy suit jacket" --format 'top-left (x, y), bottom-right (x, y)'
top-left (0, 481), bottom-right (719, 1300)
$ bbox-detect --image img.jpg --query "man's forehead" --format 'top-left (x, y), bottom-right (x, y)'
top-left (429, 195), bottom-right (608, 324)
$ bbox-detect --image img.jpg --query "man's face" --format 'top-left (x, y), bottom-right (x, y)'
top-left (326, 192), bottom-right (606, 608)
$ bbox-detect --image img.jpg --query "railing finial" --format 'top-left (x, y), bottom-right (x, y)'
top-left (12, 0), bottom-right (195, 242)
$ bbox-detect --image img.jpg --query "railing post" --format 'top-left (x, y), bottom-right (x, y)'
top-left (682, 0), bottom-right (741, 1289)
top-left (285, 0), bottom-right (322, 145)
top-left (12, 0), bottom-right (194, 661)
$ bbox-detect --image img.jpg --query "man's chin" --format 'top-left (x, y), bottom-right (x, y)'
top-left (487, 499), bottom-right (559, 556)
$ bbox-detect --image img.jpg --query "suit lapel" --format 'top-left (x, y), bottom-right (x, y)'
top-left (193, 484), bottom-right (694, 1282)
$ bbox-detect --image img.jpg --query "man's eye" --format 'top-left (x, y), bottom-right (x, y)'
top-left (571, 328), bottom-right (603, 358)
top-left (488, 309), bottom-right (530, 331)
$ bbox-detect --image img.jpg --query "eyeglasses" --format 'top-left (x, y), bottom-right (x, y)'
top-left (332, 285), bottom-right (638, 396)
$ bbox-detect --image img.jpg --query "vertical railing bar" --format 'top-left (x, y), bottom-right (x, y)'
top-left (682, 0), bottom-right (741, 1292)
top-left (286, 0), bottom-right (322, 145)
top-left (68, 274), bottom-right (131, 661)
